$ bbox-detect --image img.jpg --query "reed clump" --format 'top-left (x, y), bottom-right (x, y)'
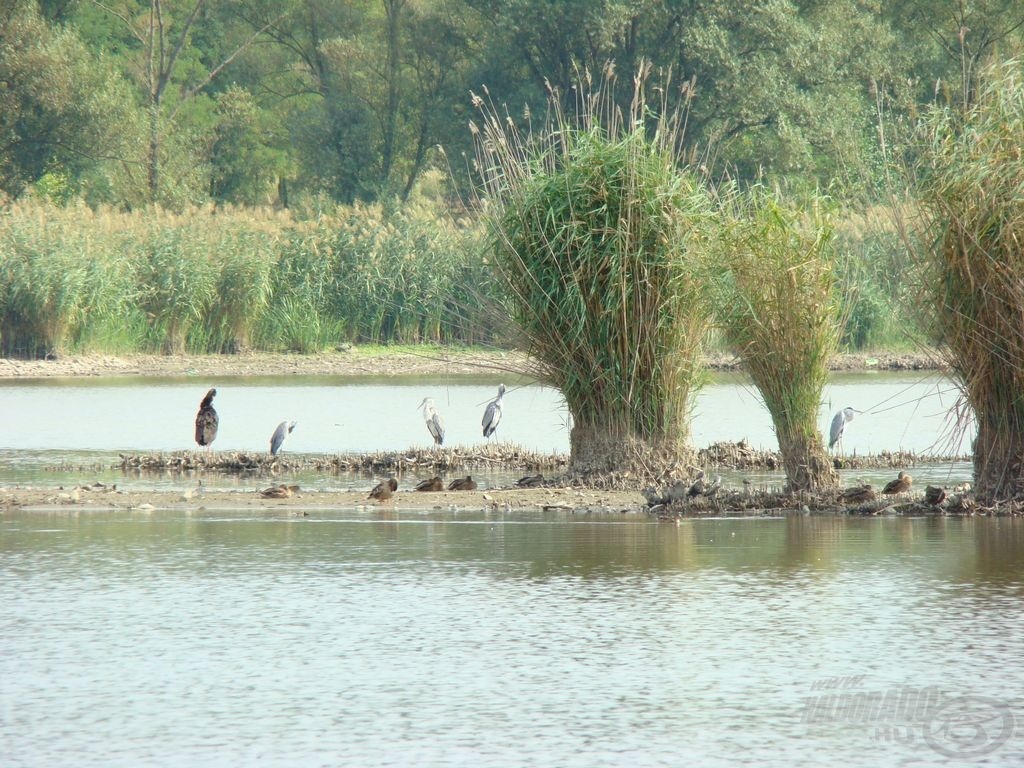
top-left (914, 59), bottom-right (1024, 504)
top-left (715, 188), bottom-right (844, 492)
top-left (472, 64), bottom-right (714, 479)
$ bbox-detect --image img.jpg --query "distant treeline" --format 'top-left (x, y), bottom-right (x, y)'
top-left (2, 0), bottom-right (1022, 208)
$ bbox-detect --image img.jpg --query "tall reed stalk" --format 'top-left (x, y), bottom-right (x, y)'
top-left (472, 63), bottom-right (714, 477)
top-left (716, 187), bottom-right (844, 492)
top-left (914, 59), bottom-right (1024, 504)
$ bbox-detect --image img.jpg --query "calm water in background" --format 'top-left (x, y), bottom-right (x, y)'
top-left (1, 510), bottom-right (1022, 767)
top-left (0, 370), bottom-right (974, 490)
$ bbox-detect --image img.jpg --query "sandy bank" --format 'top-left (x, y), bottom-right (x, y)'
top-left (0, 348), bottom-right (941, 380)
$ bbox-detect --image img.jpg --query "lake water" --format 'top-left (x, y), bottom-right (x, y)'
top-left (0, 370), bottom-right (975, 491)
top-left (1, 510), bottom-right (1021, 767)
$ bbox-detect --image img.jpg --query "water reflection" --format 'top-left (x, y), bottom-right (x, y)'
top-left (1, 511), bottom-right (1021, 768)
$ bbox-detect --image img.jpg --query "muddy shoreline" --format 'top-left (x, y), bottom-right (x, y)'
top-left (0, 347), bottom-right (942, 380)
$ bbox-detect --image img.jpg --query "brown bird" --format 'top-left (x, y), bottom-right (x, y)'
top-left (447, 476), bottom-right (477, 491)
top-left (415, 476), bottom-right (444, 492)
top-left (260, 484), bottom-right (300, 499)
top-left (515, 473), bottom-right (545, 488)
top-left (687, 469), bottom-right (706, 497)
top-left (369, 478), bottom-right (398, 501)
top-left (882, 471), bottom-right (913, 496)
top-left (195, 388), bottom-right (218, 450)
top-left (838, 484), bottom-right (876, 504)
top-left (924, 485), bottom-right (947, 505)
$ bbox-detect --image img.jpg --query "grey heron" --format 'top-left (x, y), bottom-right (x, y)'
top-left (882, 471), bottom-right (913, 496)
top-left (482, 383), bottom-right (506, 438)
top-left (828, 406), bottom-right (857, 450)
top-left (195, 388), bottom-right (219, 450)
top-left (369, 477), bottom-right (398, 501)
top-left (270, 420), bottom-right (297, 456)
top-left (417, 397), bottom-right (445, 446)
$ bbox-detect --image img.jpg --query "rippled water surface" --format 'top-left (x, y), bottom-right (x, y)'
top-left (2, 511), bottom-right (1022, 767)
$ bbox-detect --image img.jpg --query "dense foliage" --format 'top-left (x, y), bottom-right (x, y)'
top-left (2, 0), bottom-right (1022, 207)
top-left (2, 0), bottom-right (1022, 358)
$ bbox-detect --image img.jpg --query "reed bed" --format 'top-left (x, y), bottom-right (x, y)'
top-left (913, 59), bottom-right (1024, 504)
top-left (0, 199), bottom-right (491, 356)
top-left (715, 188), bottom-right (845, 491)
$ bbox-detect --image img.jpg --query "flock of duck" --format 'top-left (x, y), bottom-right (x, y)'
top-left (193, 383), bottom-right (509, 501)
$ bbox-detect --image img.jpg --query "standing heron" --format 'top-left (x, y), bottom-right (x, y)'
top-left (829, 407), bottom-right (857, 450)
top-left (270, 421), bottom-right (297, 456)
top-left (195, 388), bottom-right (219, 451)
top-left (417, 397), bottom-right (445, 446)
top-left (482, 383), bottom-right (506, 438)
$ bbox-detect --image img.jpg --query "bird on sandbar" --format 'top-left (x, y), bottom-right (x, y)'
top-left (703, 475), bottom-right (723, 497)
top-left (415, 476), bottom-right (444, 492)
top-left (260, 484), bottom-right (300, 499)
top-left (882, 471), bottom-right (913, 496)
top-left (369, 478), bottom-right (399, 502)
top-left (838, 484), bottom-right (876, 504)
top-left (687, 469), bottom-right (706, 497)
top-left (829, 407), bottom-right (857, 451)
top-left (515, 474), bottom-right (545, 488)
top-left (924, 485), bottom-right (947, 506)
top-left (417, 397), bottom-right (445, 446)
top-left (482, 383), bottom-right (506, 439)
top-left (270, 420), bottom-right (297, 456)
top-left (195, 388), bottom-right (219, 452)
top-left (448, 476), bottom-right (477, 491)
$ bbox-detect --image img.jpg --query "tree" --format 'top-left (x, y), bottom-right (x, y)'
top-left (209, 85), bottom-right (285, 205)
top-left (90, 0), bottom-right (279, 205)
top-left (0, 1), bottom-right (136, 199)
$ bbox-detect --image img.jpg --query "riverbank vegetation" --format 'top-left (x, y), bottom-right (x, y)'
top-left (911, 60), bottom-right (1024, 504)
top-left (5, 1), bottom-right (1016, 359)
top-left (471, 65), bottom-right (714, 476)
top-left (0, 194), bottom-right (495, 356)
top-left (716, 190), bottom-right (844, 492)
top-left (3, 1), bottom-right (1024, 496)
